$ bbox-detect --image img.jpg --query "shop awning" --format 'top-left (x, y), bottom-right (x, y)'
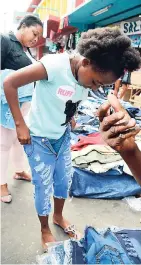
top-left (26, 0), bottom-right (42, 12)
top-left (53, 25), bottom-right (78, 41)
top-left (68, 0), bottom-right (141, 27)
top-left (50, 16), bottom-right (78, 41)
top-left (47, 15), bottom-right (60, 38)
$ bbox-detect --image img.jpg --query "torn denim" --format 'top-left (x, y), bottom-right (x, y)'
top-left (24, 127), bottom-right (73, 216)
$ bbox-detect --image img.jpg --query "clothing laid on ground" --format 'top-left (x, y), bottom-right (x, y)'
top-left (70, 93), bottom-right (141, 176)
top-left (115, 229), bottom-right (141, 264)
top-left (37, 239), bottom-right (85, 264)
top-left (84, 227), bottom-right (132, 264)
top-left (71, 133), bottom-right (106, 151)
top-left (26, 52), bottom-right (88, 139)
top-left (36, 227), bottom-right (141, 264)
top-left (69, 167), bottom-right (141, 199)
top-left (71, 144), bottom-right (122, 173)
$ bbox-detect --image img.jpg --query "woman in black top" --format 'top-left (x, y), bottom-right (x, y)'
top-left (1, 15), bottom-right (43, 70)
top-left (1, 15), bottom-right (43, 203)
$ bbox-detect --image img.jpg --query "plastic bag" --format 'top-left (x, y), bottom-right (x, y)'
top-left (123, 196), bottom-right (141, 212)
top-left (36, 240), bottom-right (73, 264)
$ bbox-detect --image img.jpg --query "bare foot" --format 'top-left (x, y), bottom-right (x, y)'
top-left (14, 171), bottom-right (31, 181)
top-left (1, 184), bottom-right (9, 196)
top-left (53, 214), bottom-right (82, 239)
top-left (41, 228), bottom-right (56, 252)
top-left (1, 184), bottom-right (12, 203)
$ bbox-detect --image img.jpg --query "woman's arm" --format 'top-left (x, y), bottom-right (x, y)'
top-left (98, 94), bottom-right (141, 185)
top-left (4, 62), bottom-right (47, 144)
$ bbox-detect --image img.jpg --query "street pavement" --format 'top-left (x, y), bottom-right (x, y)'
top-left (1, 153), bottom-right (141, 264)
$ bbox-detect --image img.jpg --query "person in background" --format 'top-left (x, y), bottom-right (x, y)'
top-left (0, 70), bottom-right (34, 203)
top-left (0, 15), bottom-right (43, 202)
top-left (114, 78), bottom-right (122, 97)
top-left (3, 27), bottom-right (141, 250)
top-left (120, 71), bottom-right (131, 99)
top-left (114, 71), bottom-right (131, 99)
top-left (1, 15), bottom-right (43, 70)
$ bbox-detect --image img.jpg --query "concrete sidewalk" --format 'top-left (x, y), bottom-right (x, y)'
top-left (1, 158), bottom-right (141, 264)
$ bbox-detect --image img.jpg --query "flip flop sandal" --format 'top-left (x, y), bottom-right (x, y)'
top-left (1, 194), bottom-right (12, 203)
top-left (42, 242), bottom-right (49, 253)
top-left (13, 174), bottom-right (31, 182)
top-left (54, 222), bottom-right (82, 240)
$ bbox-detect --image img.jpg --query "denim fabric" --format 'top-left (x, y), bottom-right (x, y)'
top-left (115, 230), bottom-right (141, 264)
top-left (36, 239), bottom-right (85, 264)
top-left (1, 69), bottom-right (33, 129)
top-left (69, 167), bottom-right (141, 199)
top-left (122, 71), bottom-right (131, 84)
top-left (1, 69), bottom-right (34, 104)
top-left (49, 133), bottom-right (65, 153)
top-left (87, 93), bottom-right (141, 127)
top-left (0, 99), bottom-right (31, 129)
top-left (36, 228), bottom-right (140, 265)
top-left (83, 227), bottom-right (132, 264)
top-left (1, 102), bottom-right (21, 129)
top-left (24, 128), bottom-right (73, 216)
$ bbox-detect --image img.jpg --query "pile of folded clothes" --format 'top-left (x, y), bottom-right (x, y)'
top-left (72, 142), bottom-right (122, 174)
top-left (70, 92), bottom-right (141, 199)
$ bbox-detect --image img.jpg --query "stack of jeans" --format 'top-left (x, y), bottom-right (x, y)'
top-left (36, 227), bottom-right (141, 264)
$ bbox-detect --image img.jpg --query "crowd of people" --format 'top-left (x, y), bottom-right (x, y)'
top-left (1, 15), bottom-right (141, 251)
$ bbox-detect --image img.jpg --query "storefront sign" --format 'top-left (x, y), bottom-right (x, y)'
top-left (120, 20), bottom-right (141, 35)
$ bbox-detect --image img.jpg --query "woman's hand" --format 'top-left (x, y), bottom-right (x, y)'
top-left (97, 94), bottom-right (140, 154)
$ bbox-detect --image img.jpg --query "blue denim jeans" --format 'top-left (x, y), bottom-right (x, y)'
top-left (24, 128), bottom-right (72, 216)
top-left (36, 239), bottom-right (85, 264)
top-left (83, 227), bottom-right (132, 264)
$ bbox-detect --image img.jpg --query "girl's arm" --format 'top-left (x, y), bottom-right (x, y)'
top-left (4, 62), bottom-right (47, 144)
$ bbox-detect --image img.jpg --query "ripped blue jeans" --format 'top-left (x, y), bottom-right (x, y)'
top-left (24, 128), bottom-right (73, 216)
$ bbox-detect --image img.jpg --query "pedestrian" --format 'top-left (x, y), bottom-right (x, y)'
top-left (120, 71), bottom-right (131, 99)
top-left (3, 27), bottom-right (141, 250)
top-left (0, 15), bottom-right (43, 203)
top-left (1, 15), bottom-right (43, 70)
top-left (113, 78), bottom-right (122, 97)
top-left (0, 70), bottom-right (34, 203)
top-left (113, 71), bottom-right (131, 99)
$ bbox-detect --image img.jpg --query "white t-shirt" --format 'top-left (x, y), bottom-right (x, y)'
top-left (26, 53), bottom-right (88, 139)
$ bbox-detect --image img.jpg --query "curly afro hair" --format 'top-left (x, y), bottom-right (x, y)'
top-left (77, 27), bottom-right (141, 78)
